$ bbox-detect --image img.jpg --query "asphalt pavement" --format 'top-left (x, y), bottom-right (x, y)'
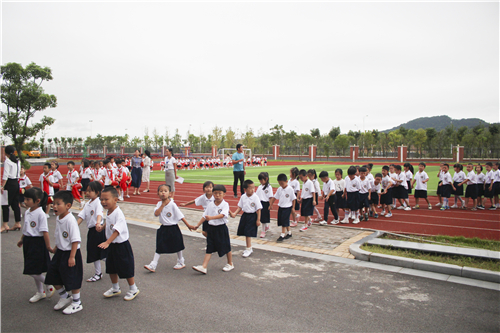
top-left (1, 211), bottom-right (499, 332)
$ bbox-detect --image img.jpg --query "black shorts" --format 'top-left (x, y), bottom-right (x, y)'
top-left (494, 182), bottom-right (500, 196)
top-left (452, 182), bottom-right (464, 196)
top-left (369, 193), bottom-right (379, 205)
top-left (106, 240), bottom-right (135, 279)
top-left (260, 201), bottom-right (270, 223)
top-left (202, 220), bottom-right (209, 233)
top-left (277, 206), bottom-right (292, 227)
top-left (335, 191), bottom-right (345, 209)
top-left (484, 186), bottom-right (494, 198)
top-left (380, 188), bottom-right (393, 205)
top-left (45, 249), bottom-right (83, 291)
top-left (19, 193), bottom-right (25, 203)
top-left (393, 186), bottom-right (408, 199)
top-left (359, 193), bottom-right (370, 209)
top-left (294, 193), bottom-right (300, 211)
top-left (440, 184), bottom-right (452, 198)
top-left (475, 184), bottom-right (484, 197)
top-left (81, 178), bottom-right (91, 192)
top-left (465, 184), bottom-right (477, 199)
top-left (206, 224), bottom-right (231, 257)
top-left (23, 236), bottom-right (50, 275)
top-left (414, 190), bottom-right (428, 198)
top-left (237, 212), bottom-right (258, 238)
top-left (300, 198), bottom-right (314, 217)
top-left (87, 227), bottom-right (108, 263)
top-left (407, 181), bottom-right (412, 194)
top-left (346, 191), bottom-right (360, 211)
top-left (156, 225), bottom-right (185, 254)
top-left (436, 180), bottom-right (442, 195)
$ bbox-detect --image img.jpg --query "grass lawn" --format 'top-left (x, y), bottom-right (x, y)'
top-left (150, 164), bottom-right (446, 195)
top-left (381, 234), bottom-right (500, 252)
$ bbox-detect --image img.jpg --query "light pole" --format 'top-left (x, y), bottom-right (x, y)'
top-left (89, 120), bottom-right (93, 137)
top-left (362, 115), bottom-right (368, 152)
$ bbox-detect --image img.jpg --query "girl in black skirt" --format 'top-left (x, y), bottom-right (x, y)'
top-left (17, 187), bottom-right (55, 302)
top-left (256, 172), bottom-right (273, 238)
top-left (144, 185), bottom-right (195, 273)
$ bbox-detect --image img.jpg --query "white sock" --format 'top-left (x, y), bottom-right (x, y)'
top-left (443, 198), bottom-right (449, 206)
top-left (280, 233), bottom-right (285, 238)
top-left (112, 283), bottom-right (120, 291)
top-left (288, 230), bottom-right (292, 235)
top-left (246, 247), bottom-right (252, 251)
top-left (94, 261), bottom-right (102, 275)
top-left (72, 292), bottom-right (81, 305)
top-left (129, 283), bottom-right (138, 292)
top-left (31, 275), bottom-right (45, 293)
top-left (176, 251), bottom-right (184, 264)
top-left (152, 253), bottom-right (161, 266)
top-left (57, 287), bottom-right (69, 299)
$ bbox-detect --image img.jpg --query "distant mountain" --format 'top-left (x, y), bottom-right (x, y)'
top-left (382, 115), bottom-right (490, 133)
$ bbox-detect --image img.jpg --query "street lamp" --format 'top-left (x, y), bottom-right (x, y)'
top-left (362, 115), bottom-right (368, 152)
top-left (89, 120), bottom-right (93, 137)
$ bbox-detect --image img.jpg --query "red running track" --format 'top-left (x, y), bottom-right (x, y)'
top-left (24, 166), bottom-right (500, 240)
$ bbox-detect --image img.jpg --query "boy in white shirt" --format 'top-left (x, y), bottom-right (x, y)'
top-left (318, 171), bottom-right (338, 225)
top-left (411, 162), bottom-right (432, 210)
top-left (288, 168), bottom-right (301, 226)
top-left (230, 180), bottom-right (262, 258)
top-left (369, 173), bottom-right (382, 218)
top-left (39, 163), bottom-right (55, 218)
top-left (18, 166), bottom-right (32, 208)
top-left (66, 161), bottom-right (82, 208)
top-left (298, 169), bottom-right (316, 231)
top-left (342, 166), bottom-right (361, 224)
top-left (44, 191), bottom-right (83, 314)
top-left (380, 166), bottom-right (394, 218)
top-left (358, 166), bottom-right (372, 222)
top-left (269, 173), bottom-right (296, 242)
top-left (394, 165), bottom-right (411, 211)
top-left (50, 161), bottom-right (64, 193)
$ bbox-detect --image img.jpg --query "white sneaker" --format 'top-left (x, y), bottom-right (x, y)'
top-left (242, 249), bottom-right (253, 257)
top-left (331, 219), bottom-right (339, 225)
top-left (318, 220), bottom-right (328, 225)
top-left (192, 265), bottom-right (207, 274)
top-left (299, 226), bottom-right (308, 231)
top-left (29, 292), bottom-right (46, 303)
top-left (124, 289), bottom-right (140, 301)
top-left (380, 210), bottom-right (386, 216)
top-left (144, 263), bottom-right (156, 272)
top-left (54, 296), bottom-right (73, 310)
top-left (173, 262), bottom-right (185, 270)
top-left (340, 217), bottom-right (349, 224)
top-left (63, 303), bottom-right (83, 314)
top-left (126, 195), bottom-right (130, 198)
top-left (222, 263), bottom-right (234, 272)
top-left (103, 288), bottom-right (121, 298)
top-left (404, 207), bottom-right (411, 211)
top-left (46, 285), bottom-right (55, 298)
top-left (450, 204), bottom-right (458, 209)
top-left (352, 218), bottom-right (360, 224)
top-left (397, 206), bottom-right (405, 210)
top-left (435, 203), bottom-right (442, 207)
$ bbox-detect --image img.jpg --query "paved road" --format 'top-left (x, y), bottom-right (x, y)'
top-left (2, 213), bottom-right (499, 332)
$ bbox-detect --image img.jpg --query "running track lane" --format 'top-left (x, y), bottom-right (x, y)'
top-left (24, 166), bottom-right (500, 240)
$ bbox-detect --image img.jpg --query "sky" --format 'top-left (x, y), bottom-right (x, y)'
top-left (1, 0), bottom-right (499, 143)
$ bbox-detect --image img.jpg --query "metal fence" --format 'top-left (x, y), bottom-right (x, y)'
top-left (407, 149), bottom-right (453, 159)
top-left (463, 148), bottom-right (500, 160)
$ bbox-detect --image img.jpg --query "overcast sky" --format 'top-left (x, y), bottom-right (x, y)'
top-left (2, 1), bottom-right (499, 142)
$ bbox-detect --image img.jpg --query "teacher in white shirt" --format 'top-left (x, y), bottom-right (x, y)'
top-left (1, 145), bottom-right (22, 233)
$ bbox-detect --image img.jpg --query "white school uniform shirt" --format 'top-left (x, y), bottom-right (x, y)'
top-left (155, 200), bottom-right (185, 226)
top-left (494, 170), bottom-right (500, 183)
top-left (52, 170), bottom-right (63, 183)
top-left (359, 178), bottom-right (372, 194)
top-left (345, 176), bottom-right (361, 192)
top-left (396, 172), bottom-right (408, 189)
top-left (288, 179), bottom-right (300, 193)
top-left (389, 172), bottom-right (397, 183)
top-left (453, 171), bottom-right (466, 183)
top-left (322, 179), bottom-right (335, 197)
top-left (369, 180), bottom-right (381, 194)
top-left (81, 167), bottom-right (92, 180)
top-left (23, 207), bottom-right (49, 237)
top-left (312, 179), bottom-right (321, 198)
top-left (105, 206), bottom-right (129, 243)
top-left (405, 171), bottom-right (413, 182)
top-left (274, 185), bottom-right (296, 208)
top-left (366, 173), bottom-right (374, 184)
top-left (203, 200), bottom-right (229, 226)
top-left (484, 170), bottom-right (494, 184)
top-left (104, 168), bottom-right (116, 186)
top-left (78, 197), bottom-right (103, 229)
top-left (333, 179), bottom-right (345, 193)
top-left (441, 172), bottom-right (452, 185)
top-left (98, 167), bottom-right (107, 181)
top-left (474, 172), bottom-right (485, 185)
top-left (301, 179), bottom-right (315, 199)
top-left (381, 175), bottom-right (395, 191)
top-left (54, 213), bottom-right (81, 251)
top-left (414, 171), bottom-right (429, 191)
top-left (465, 171), bottom-right (476, 186)
top-left (194, 194), bottom-right (215, 209)
top-left (165, 157), bottom-right (176, 170)
top-left (66, 170), bottom-right (79, 190)
top-left (238, 193), bottom-right (263, 213)
top-left (19, 176), bottom-right (32, 189)
top-left (39, 172), bottom-right (55, 196)
top-left (256, 185), bottom-right (274, 202)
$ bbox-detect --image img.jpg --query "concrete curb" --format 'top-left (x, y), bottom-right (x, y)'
top-left (349, 233), bottom-right (500, 283)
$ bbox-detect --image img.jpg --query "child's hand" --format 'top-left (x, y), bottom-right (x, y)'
top-left (17, 240), bottom-right (23, 248)
top-left (205, 216), bottom-right (211, 221)
top-left (439, 183), bottom-right (442, 186)
top-left (229, 212), bottom-right (235, 218)
top-left (269, 205), bottom-right (272, 210)
top-left (325, 196), bottom-right (329, 201)
top-left (68, 257), bottom-right (76, 267)
top-left (180, 203), bottom-right (187, 207)
top-left (193, 225), bottom-right (199, 230)
top-left (96, 224), bottom-right (103, 232)
top-left (256, 221), bottom-right (261, 227)
top-left (98, 242), bottom-right (110, 249)
top-left (313, 201), bottom-right (316, 206)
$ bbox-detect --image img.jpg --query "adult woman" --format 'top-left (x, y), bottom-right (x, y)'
top-left (164, 148), bottom-right (179, 199)
top-left (130, 149), bottom-right (143, 195)
top-left (142, 150), bottom-right (152, 192)
top-left (1, 145), bottom-right (22, 233)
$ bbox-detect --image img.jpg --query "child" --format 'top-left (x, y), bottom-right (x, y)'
top-left (389, 164), bottom-right (398, 208)
top-left (192, 185), bottom-right (234, 274)
top-left (230, 180), bottom-right (262, 257)
top-left (493, 162), bottom-right (500, 208)
top-left (39, 163), bottom-right (55, 218)
top-left (115, 159), bottom-right (127, 201)
top-left (451, 163), bottom-right (466, 208)
top-left (411, 162), bottom-right (432, 209)
top-left (438, 163), bottom-right (454, 210)
top-left (342, 166), bottom-right (361, 224)
top-left (475, 165), bottom-right (485, 209)
top-left (66, 161), bottom-right (82, 208)
top-left (298, 169), bottom-right (316, 231)
top-left (103, 159), bottom-right (117, 189)
top-left (380, 166), bottom-right (394, 218)
top-left (44, 191), bottom-right (84, 314)
top-left (393, 165), bottom-right (411, 210)
top-left (269, 173), bottom-right (296, 242)
top-left (308, 169), bottom-right (323, 222)
top-left (458, 164), bottom-right (478, 210)
top-left (18, 166), bottom-right (32, 208)
top-left (369, 173), bottom-right (382, 218)
top-left (358, 166), bottom-right (372, 222)
top-left (80, 160), bottom-right (93, 203)
top-left (333, 169), bottom-right (345, 221)
top-left (17, 187), bottom-right (55, 303)
top-left (181, 181), bottom-right (215, 238)
top-left (98, 187), bottom-right (139, 300)
top-left (77, 181), bottom-right (107, 282)
top-left (256, 172), bottom-right (273, 237)
top-left (288, 167), bottom-right (301, 226)
top-left (318, 171), bottom-right (338, 225)
top-left (50, 161), bottom-right (64, 194)
top-left (144, 185), bottom-right (195, 272)
top-left (484, 162), bottom-right (495, 209)
top-left (435, 162), bottom-right (445, 207)
top-left (404, 163), bottom-right (414, 195)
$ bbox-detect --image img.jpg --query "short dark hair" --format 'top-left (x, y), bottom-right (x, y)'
top-left (83, 160), bottom-right (90, 168)
top-left (347, 166), bottom-right (357, 175)
top-left (476, 164), bottom-right (483, 171)
top-left (454, 163), bottom-right (463, 171)
top-left (319, 171), bottom-right (329, 178)
top-left (24, 187), bottom-right (48, 207)
top-left (53, 190), bottom-right (74, 206)
top-left (44, 162), bottom-right (51, 168)
top-left (335, 168), bottom-right (343, 176)
top-left (158, 184), bottom-right (171, 192)
top-left (203, 181), bottom-right (214, 190)
top-left (277, 173), bottom-right (287, 182)
top-left (382, 165), bottom-right (390, 171)
top-left (87, 181), bottom-right (102, 195)
top-left (395, 165), bottom-right (402, 171)
top-left (236, 144), bottom-right (243, 150)
top-left (443, 163), bottom-right (449, 168)
top-left (419, 162), bottom-right (426, 167)
top-left (375, 173), bottom-right (383, 179)
top-left (298, 169), bottom-right (307, 177)
top-left (485, 162), bottom-right (493, 167)
top-left (213, 184), bottom-right (226, 193)
top-left (243, 179), bottom-right (254, 189)
top-left (359, 167), bottom-right (367, 173)
top-left (367, 163), bottom-right (373, 170)
top-left (102, 186), bottom-right (119, 198)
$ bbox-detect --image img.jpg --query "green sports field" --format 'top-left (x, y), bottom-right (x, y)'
top-left (150, 164), bottom-right (450, 196)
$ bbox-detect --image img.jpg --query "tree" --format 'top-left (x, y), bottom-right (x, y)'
top-left (152, 127), bottom-right (162, 151)
top-left (310, 128), bottom-right (321, 144)
top-left (269, 124), bottom-right (285, 145)
top-left (328, 126), bottom-right (341, 141)
top-left (143, 127), bottom-right (151, 149)
top-left (333, 135), bottom-right (350, 155)
top-left (425, 128), bottom-right (437, 149)
top-left (225, 127), bottom-right (236, 148)
top-left (210, 126), bottom-right (223, 148)
top-left (1, 62), bottom-right (56, 164)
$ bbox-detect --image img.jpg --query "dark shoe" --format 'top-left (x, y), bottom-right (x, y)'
top-left (365, 213), bottom-right (369, 221)
top-left (277, 236), bottom-right (285, 242)
top-left (284, 234), bottom-right (292, 239)
top-left (234, 194), bottom-right (238, 198)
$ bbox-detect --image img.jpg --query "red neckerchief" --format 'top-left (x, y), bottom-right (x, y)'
top-left (67, 170), bottom-right (75, 184)
top-left (42, 171), bottom-right (52, 193)
top-left (107, 168), bottom-right (114, 181)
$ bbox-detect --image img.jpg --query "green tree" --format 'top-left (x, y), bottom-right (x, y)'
top-left (334, 135), bottom-right (351, 155)
top-left (210, 126), bottom-right (223, 148)
top-left (225, 127), bottom-right (236, 148)
top-left (328, 126), bottom-right (341, 141)
top-left (310, 128), bottom-right (321, 144)
top-left (269, 124), bottom-right (285, 145)
top-left (1, 62), bottom-right (56, 164)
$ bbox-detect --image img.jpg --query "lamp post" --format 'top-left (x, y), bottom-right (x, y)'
top-left (362, 115), bottom-right (368, 152)
top-left (89, 120), bottom-right (93, 137)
